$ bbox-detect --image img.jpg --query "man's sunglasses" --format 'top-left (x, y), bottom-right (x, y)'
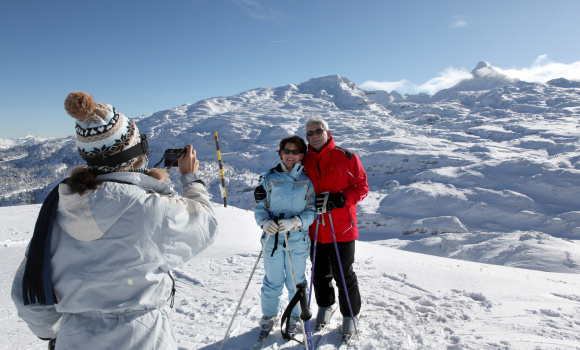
top-left (306, 128), bottom-right (325, 137)
top-left (281, 149), bottom-right (301, 155)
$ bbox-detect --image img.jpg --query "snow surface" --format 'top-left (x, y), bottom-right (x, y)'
top-left (1, 204), bottom-right (580, 350)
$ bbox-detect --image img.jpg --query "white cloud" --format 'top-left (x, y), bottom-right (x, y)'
top-left (419, 68), bottom-right (473, 94)
top-left (358, 79), bottom-right (416, 94)
top-left (360, 68), bottom-right (472, 95)
top-left (450, 15), bottom-right (467, 28)
top-left (451, 20), bottom-right (467, 28)
top-left (497, 55), bottom-right (580, 82)
top-left (359, 56), bottom-right (580, 95)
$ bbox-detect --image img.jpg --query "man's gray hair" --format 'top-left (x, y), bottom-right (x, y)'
top-left (305, 117), bottom-right (329, 131)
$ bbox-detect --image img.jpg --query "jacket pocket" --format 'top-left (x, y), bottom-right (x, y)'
top-left (331, 206), bottom-right (353, 236)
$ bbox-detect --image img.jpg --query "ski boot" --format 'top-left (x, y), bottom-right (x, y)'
top-left (287, 315), bottom-right (302, 337)
top-left (314, 306), bottom-right (334, 332)
top-left (341, 316), bottom-right (358, 344)
top-left (258, 315), bottom-right (276, 340)
top-left (252, 315), bottom-right (278, 350)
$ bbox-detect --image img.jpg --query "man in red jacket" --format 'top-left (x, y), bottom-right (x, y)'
top-left (302, 117), bottom-right (369, 337)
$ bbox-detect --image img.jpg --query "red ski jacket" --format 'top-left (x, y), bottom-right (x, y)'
top-left (303, 137), bottom-right (369, 243)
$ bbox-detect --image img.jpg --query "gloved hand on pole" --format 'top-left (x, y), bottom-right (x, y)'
top-left (315, 193), bottom-right (345, 212)
top-left (277, 216), bottom-right (302, 232)
top-left (261, 219), bottom-right (279, 236)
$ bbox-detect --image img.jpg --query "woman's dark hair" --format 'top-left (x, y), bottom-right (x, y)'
top-left (65, 166), bottom-right (104, 196)
top-left (278, 135), bottom-right (307, 154)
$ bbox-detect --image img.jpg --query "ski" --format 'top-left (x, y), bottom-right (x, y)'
top-left (250, 329), bottom-right (272, 350)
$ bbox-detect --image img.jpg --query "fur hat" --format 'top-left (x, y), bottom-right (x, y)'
top-left (64, 91), bottom-right (148, 174)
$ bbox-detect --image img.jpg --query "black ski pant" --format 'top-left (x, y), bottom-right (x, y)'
top-left (310, 239), bottom-right (361, 317)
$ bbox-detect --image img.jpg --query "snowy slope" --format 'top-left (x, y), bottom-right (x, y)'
top-left (1, 204), bottom-right (580, 350)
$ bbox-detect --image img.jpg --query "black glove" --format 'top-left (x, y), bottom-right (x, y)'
top-left (38, 338), bottom-right (56, 350)
top-left (254, 184), bottom-right (267, 202)
top-left (315, 193), bottom-right (346, 211)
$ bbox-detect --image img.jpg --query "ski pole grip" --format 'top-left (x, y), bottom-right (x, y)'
top-left (276, 213), bottom-right (285, 229)
top-left (296, 283), bottom-right (312, 320)
top-left (316, 192), bottom-right (329, 214)
top-left (272, 213), bottom-right (284, 225)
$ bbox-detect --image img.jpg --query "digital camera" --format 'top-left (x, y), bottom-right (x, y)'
top-left (164, 148), bottom-right (186, 168)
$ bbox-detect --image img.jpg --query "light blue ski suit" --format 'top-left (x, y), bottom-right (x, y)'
top-left (11, 172), bottom-right (218, 349)
top-left (254, 163), bottom-right (316, 317)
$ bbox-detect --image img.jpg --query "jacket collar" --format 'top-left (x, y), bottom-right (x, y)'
top-left (307, 136), bottom-right (335, 155)
top-left (274, 163), bottom-right (305, 180)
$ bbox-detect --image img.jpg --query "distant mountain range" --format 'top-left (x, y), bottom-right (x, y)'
top-left (1, 62), bottom-right (579, 240)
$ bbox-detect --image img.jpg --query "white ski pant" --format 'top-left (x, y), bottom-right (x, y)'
top-left (261, 231), bottom-right (310, 318)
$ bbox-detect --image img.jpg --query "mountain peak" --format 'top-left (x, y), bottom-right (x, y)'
top-left (470, 61), bottom-right (508, 80)
top-left (296, 75), bottom-right (377, 110)
top-left (471, 61), bottom-right (491, 74)
top-left (297, 75), bottom-right (356, 91)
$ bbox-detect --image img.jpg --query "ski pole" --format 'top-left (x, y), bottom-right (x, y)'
top-left (219, 233), bottom-right (271, 350)
top-left (297, 283), bottom-right (313, 350)
top-left (280, 214), bottom-right (313, 350)
top-left (307, 215), bottom-right (319, 308)
top-left (327, 210), bottom-right (359, 337)
top-left (214, 131), bottom-right (227, 207)
top-left (308, 192), bottom-right (328, 307)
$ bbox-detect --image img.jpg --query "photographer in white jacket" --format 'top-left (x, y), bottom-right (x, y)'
top-left (11, 92), bottom-right (218, 349)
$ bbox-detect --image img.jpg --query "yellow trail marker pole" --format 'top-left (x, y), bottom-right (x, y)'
top-left (214, 132), bottom-right (227, 207)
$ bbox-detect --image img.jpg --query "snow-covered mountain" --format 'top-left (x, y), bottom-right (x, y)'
top-left (0, 135), bottom-right (53, 150)
top-left (1, 63), bottom-right (579, 273)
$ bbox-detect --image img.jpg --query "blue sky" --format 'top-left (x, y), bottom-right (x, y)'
top-left (1, 0), bottom-right (580, 139)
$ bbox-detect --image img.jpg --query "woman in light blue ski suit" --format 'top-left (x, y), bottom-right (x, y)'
top-left (254, 135), bottom-right (316, 332)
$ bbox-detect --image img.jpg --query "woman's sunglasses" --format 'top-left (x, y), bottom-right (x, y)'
top-left (306, 128), bottom-right (325, 137)
top-left (281, 149), bottom-right (301, 155)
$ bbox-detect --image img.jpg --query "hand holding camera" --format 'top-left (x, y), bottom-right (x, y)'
top-left (178, 145), bottom-right (198, 175)
top-left (163, 148), bottom-right (186, 168)
top-left (163, 145), bottom-right (198, 175)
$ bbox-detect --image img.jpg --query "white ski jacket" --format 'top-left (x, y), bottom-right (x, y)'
top-left (11, 171), bottom-right (218, 349)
